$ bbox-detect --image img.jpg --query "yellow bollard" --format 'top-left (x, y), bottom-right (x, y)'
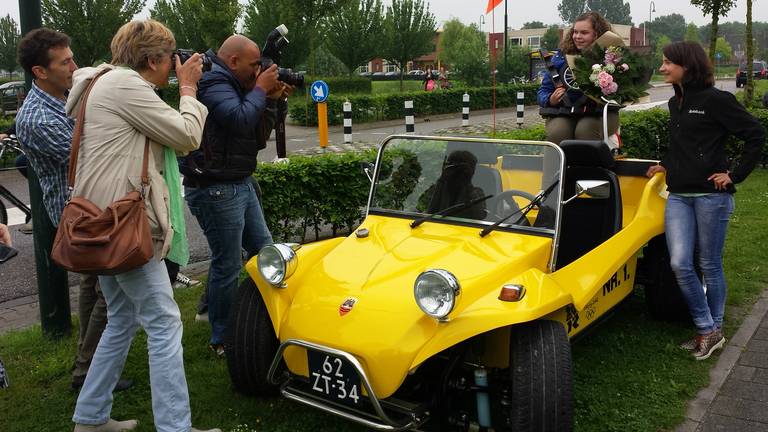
top-left (317, 102), bottom-right (328, 149)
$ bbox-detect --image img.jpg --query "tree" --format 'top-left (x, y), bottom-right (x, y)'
top-left (242, 0), bottom-right (352, 73)
top-left (495, 46), bottom-right (529, 83)
top-left (691, 0), bottom-right (736, 63)
top-left (642, 14), bottom-right (686, 44)
top-left (150, 0), bottom-right (241, 52)
top-left (522, 21), bottom-right (545, 29)
top-left (0, 15), bottom-right (20, 77)
top-left (745, 0), bottom-right (754, 107)
top-left (42, 0), bottom-right (145, 67)
top-left (325, 0), bottom-right (383, 76)
top-left (438, 19), bottom-right (488, 86)
top-left (714, 36), bottom-right (732, 62)
top-left (542, 25), bottom-right (561, 51)
top-left (558, 0), bottom-right (632, 25)
top-left (653, 34), bottom-right (671, 70)
top-left (381, 0), bottom-right (436, 90)
top-left (684, 23), bottom-right (701, 43)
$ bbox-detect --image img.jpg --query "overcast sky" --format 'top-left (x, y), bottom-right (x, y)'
top-left (1, 1), bottom-right (766, 32)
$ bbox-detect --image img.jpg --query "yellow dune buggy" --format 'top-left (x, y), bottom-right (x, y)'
top-left (225, 135), bottom-right (685, 431)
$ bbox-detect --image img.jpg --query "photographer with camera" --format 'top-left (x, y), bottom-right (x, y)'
top-left (182, 34), bottom-right (290, 357)
top-left (537, 11), bottom-right (619, 144)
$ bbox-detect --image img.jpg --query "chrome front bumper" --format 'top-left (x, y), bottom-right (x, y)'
top-left (267, 339), bottom-right (426, 431)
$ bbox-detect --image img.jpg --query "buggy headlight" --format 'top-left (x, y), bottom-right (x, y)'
top-left (257, 243), bottom-right (298, 286)
top-left (414, 269), bottom-right (460, 320)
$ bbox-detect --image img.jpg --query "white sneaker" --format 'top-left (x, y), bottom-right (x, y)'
top-left (173, 272), bottom-right (200, 289)
top-left (194, 312), bottom-right (209, 322)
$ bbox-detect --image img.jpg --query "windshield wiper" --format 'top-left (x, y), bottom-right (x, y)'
top-left (479, 180), bottom-right (560, 237)
top-left (410, 194), bottom-right (493, 228)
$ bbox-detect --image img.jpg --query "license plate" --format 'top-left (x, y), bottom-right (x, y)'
top-left (307, 350), bottom-right (362, 405)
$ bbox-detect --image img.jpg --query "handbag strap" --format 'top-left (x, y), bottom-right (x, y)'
top-left (68, 69), bottom-right (151, 194)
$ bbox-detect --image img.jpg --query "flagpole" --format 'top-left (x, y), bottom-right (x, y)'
top-left (503, 0), bottom-right (508, 73)
top-left (492, 7), bottom-right (496, 136)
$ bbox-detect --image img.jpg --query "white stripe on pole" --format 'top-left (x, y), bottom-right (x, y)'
top-left (462, 93), bottom-right (470, 127)
top-left (343, 101), bottom-right (352, 143)
top-left (404, 100), bottom-right (415, 133)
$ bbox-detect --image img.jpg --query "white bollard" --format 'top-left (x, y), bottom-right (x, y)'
top-left (462, 93), bottom-right (470, 127)
top-left (516, 91), bottom-right (524, 128)
top-left (404, 100), bottom-right (415, 133)
top-left (343, 101), bottom-right (352, 143)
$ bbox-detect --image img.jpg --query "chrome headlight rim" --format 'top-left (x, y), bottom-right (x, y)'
top-left (413, 269), bottom-right (461, 320)
top-left (257, 243), bottom-right (298, 287)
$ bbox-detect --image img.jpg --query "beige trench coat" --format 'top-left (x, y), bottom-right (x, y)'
top-left (66, 64), bottom-right (208, 260)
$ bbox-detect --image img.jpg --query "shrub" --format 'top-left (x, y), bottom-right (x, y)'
top-left (294, 76), bottom-right (372, 96)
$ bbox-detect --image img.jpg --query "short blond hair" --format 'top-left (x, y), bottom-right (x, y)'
top-left (110, 19), bottom-right (175, 70)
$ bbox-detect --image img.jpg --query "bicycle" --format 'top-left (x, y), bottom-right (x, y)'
top-left (0, 135), bottom-right (32, 225)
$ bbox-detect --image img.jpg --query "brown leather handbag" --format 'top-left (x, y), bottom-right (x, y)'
top-left (51, 69), bottom-right (153, 275)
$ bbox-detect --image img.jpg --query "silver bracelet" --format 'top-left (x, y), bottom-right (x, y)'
top-left (180, 85), bottom-right (197, 92)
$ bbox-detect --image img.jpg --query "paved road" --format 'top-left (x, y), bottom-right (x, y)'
top-left (0, 79), bottom-right (737, 303)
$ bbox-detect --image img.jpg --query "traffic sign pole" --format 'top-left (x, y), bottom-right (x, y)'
top-left (318, 102), bottom-right (328, 148)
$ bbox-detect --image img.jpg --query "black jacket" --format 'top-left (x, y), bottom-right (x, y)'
top-left (661, 84), bottom-right (765, 193)
top-left (181, 49), bottom-right (278, 185)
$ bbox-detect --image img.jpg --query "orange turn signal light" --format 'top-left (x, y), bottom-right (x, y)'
top-left (498, 284), bottom-right (525, 302)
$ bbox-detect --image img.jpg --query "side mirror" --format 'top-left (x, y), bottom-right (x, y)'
top-left (361, 162), bottom-right (375, 183)
top-left (563, 180), bottom-right (610, 204)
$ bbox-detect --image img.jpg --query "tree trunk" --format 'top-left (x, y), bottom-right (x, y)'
top-left (745, 0), bottom-right (754, 108)
top-left (708, 3), bottom-right (720, 65)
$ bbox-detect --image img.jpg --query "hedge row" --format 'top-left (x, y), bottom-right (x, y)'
top-left (257, 106), bottom-right (768, 242)
top-left (293, 76), bottom-right (372, 96)
top-left (288, 83), bottom-right (540, 126)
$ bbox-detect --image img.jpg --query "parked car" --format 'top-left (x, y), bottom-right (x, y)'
top-left (371, 72), bottom-right (386, 78)
top-left (408, 70), bottom-right (425, 76)
top-left (736, 60), bottom-right (768, 87)
top-left (226, 135), bottom-right (682, 431)
top-left (0, 81), bottom-right (26, 115)
top-left (359, 71), bottom-right (372, 77)
top-left (385, 71), bottom-right (402, 78)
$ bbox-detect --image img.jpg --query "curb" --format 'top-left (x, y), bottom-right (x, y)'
top-left (675, 286), bottom-right (768, 432)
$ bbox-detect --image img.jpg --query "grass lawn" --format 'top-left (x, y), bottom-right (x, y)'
top-left (1, 170), bottom-right (767, 432)
top-left (371, 80), bottom-right (426, 94)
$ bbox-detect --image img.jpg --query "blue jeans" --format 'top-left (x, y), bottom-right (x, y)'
top-left (185, 180), bottom-right (272, 344)
top-left (73, 259), bottom-right (191, 432)
top-left (665, 193), bottom-right (734, 335)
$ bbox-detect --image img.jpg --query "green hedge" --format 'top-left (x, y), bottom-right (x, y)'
top-left (288, 84), bottom-right (539, 126)
top-left (294, 76), bottom-right (372, 96)
top-left (260, 106), bottom-right (768, 242)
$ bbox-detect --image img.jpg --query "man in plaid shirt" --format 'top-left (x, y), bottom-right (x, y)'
top-left (16, 28), bottom-right (132, 393)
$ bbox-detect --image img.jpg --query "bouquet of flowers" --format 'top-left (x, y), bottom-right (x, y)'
top-left (572, 44), bottom-right (651, 106)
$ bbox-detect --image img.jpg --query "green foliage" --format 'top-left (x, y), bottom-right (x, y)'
top-left (0, 15), bottom-right (20, 75)
top-left (572, 44), bottom-right (651, 105)
top-left (293, 75), bottom-right (372, 96)
top-left (558, 0), bottom-right (632, 25)
top-left (691, 0), bottom-right (736, 62)
top-left (494, 46), bottom-right (531, 83)
top-left (311, 44), bottom-right (348, 76)
top-left (714, 36), bottom-right (732, 62)
top-left (438, 19), bottom-right (489, 87)
top-left (150, 0), bottom-right (242, 52)
top-left (255, 150), bottom-right (375, 241)
top-left (42, 0), bottom-right (145, 67)
top-left (615, 109), bottom-right (670, 159)
top-left (644, 14), bottom-right (686, 45)
top-left (522, 21), bottom-right (545, 29)
top-left (653, 35), bottom-right (671, 72)
top-left (684, 23), bottom-right (701, 42)
top-left (325, 0), bottom-right (383, 76)
top-left (542, 25), bottom-right (561, 51)
top-left (381, 0), bottom-right (437, 90)
top-left (288, 83), bottom-right (539, 126)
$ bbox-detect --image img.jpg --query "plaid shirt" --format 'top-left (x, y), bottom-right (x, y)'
top-left (16, 82), bottom-right (74, 226)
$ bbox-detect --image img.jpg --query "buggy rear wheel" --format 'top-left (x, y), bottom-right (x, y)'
top-left (225, 277), bottom-right (280, 396)
top-left (640, 234), bottom-right (692, 322)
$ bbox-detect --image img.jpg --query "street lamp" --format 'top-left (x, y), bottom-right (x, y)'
top-left (479, 15), bottom-right (485, 31)
top-left (646, 1), bottom-right (656, 47)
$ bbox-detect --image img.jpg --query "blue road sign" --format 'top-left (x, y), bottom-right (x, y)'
top-left (311, 80), bottom-right (329, 103)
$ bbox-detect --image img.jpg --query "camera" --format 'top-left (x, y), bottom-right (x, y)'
top-left (173, 49), bottom-right (212, 72)
top-left (260, 24), bottom-right (305, 88)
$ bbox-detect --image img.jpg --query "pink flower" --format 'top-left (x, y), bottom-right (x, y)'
top-left (620, 63), bottom-right (630, 71)
top-left (598, 71), bottom-right (613, 88)
top-left (604, 52), bottom-right (617, 64)
top-left (602, 81), bottom-right (619, 95)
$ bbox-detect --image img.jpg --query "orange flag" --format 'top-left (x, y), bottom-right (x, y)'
top-left (486, 0), bottom-right (503, 13)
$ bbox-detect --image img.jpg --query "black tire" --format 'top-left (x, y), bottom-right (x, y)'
top-left (640, 234), bottom-right (692, 322)
top-left (500, 320), bottom-right (573, 432)
top-left (0, 199), bottom-right (7, 225)
top-left (225, 278), bottom-right (280, 396)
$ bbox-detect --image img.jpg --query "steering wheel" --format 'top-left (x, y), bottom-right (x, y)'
top-left (490, 189), bottom-right (539, 224)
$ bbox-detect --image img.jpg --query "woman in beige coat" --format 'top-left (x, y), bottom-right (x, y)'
top-left (67, 20), bottom-right (218, 432)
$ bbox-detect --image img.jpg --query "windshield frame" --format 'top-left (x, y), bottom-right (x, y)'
top-left (365, 135), bottom-right (566, 240)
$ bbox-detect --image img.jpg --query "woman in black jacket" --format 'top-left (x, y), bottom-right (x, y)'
top-left (647, 41), bottom-right (765, 361)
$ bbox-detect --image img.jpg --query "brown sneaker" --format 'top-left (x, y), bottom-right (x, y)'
top-left (692, 330), bottom-right (725, 361)
top-left (679, 336), bottom-right (698, 352)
